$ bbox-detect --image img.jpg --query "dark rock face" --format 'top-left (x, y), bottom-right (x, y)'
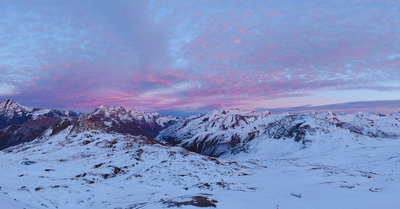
top-left (0, 99), bottom-right (77, 150)
top-left (263, 115), bottom-right (317, 144)
top-left (162, 195), bottom-right (218, 208)
top-left (0, 116), bottom-right (61, 150)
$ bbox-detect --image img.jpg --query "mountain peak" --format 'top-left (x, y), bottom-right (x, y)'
top-left (97, 104), bottom-right (130, 111)
top-left (98, 104), bottom-right (109, 110)
top-left (0, 99), bottom-right (20, 109)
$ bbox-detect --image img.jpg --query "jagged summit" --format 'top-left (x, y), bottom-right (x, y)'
top-left (89, 104), bottom-right (178, 128)
top-left (0, 99), bottom-right (26, 113)
top-left (0, 99), bottom-right (34, 128)
top-left (91, 104), bottom-right (142, 118)
top-left (94, 104), bottom-right (128, 112)
top-left (0, 99), bottom-right (19, 107)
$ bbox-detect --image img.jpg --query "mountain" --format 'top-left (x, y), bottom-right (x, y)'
top-left (2, 100), bottom-right (399, 157)
top-left (84, 104), bottom-right (179, 137)
top-left (0, 101), bottom-right (180, 150)
top-left (0, 100), bottom-right (78, 150)
top-left (0, 104), bottom-right (400, 208)
top-left (157, 110), bottom-right (400, 157)
top-left (0, 99), bottom-right (76, 129)
top-left (0, 116), bottom-right (61, 150)
top-left (49, 104), bottom-right (180, 139)
top-left (0, 124), bottom-right (261, 209)
top-left (156, 109), bottom-right (273, 156)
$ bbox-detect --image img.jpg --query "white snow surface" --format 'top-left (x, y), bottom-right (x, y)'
top-left (0, 128), bottom-right (262, 209)
top-left (0, 110), bottom-right (400, 208)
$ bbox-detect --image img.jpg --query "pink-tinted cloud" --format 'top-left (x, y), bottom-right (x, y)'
top-left (0, 0), bottom-right (399, 114)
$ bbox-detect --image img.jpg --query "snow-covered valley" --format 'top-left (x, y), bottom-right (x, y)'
top-left (0, 100), bottom-right (399, 209)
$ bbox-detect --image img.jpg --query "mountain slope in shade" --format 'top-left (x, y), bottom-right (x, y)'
top-left (0, 116), bottom-right (61, 150)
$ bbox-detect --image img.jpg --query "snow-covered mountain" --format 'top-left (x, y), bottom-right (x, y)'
top-left (1, 101), bottom-right (400, 208)
top-left (48, 105), bottom-right (180, 141)
top-left (157, 110), bottom-right (400, 157)
top-left (156, 109), bottom-right (273, 156)
top-left (0, 99), bottom-right (76, 129)
top-left (84, 104), bottom-right (179, 137)
top-left (0, 126), bottom-right (262, 209)
top-left (0, 101), bottom-right (179, 150)
top-left (0, 100), bottom-right (78, 150)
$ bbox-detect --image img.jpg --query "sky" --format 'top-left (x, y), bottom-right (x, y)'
top-left (0, 0), bottom-right (400, 116)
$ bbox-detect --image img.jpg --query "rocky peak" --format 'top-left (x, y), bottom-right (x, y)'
top-left (0, 99), bottom-right (77, 130)
top-left (0, 99), bottom-right (30, 120)
top-left (92, 105), bottom-right (138, 118)
top-left (90, 104), bottom-right (178, 128)
top-left (0, 99), bottom-right (24, 111)
top-left (0, 99), bottom-right (19, 108)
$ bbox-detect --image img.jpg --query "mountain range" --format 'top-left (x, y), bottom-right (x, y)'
top-left (0, 99), bottom-right (399, 208)
top-left (2, 99), bottom-right (399, 156)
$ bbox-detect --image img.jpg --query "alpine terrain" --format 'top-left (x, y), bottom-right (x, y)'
top-left (0, 100), bottom-right (399, 209)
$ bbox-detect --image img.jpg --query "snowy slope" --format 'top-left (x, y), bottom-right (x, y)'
top-left (220, 130), bottom-right (400, 209)
top-left (1, 118), bottom-right (399, 208)
top-left (0, 126), bottom-right (262, 209)
top-left (1, 105), bottom-right (400, 208)
top-left (0, 193), bottom-right (29, 209)
top-left (158, 110), bottom-right (400, 157)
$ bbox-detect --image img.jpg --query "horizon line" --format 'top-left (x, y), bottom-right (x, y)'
top-left (1, 98), bottom-right (399, 118)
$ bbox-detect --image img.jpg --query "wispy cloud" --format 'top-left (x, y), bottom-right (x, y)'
top-left (261, 100), bottom-right (400, 115)
top-left (0, 0), bottom-right (399, 112)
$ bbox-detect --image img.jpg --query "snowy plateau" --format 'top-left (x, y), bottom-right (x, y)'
top-left (0, 99), bottom-right (399, 209)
